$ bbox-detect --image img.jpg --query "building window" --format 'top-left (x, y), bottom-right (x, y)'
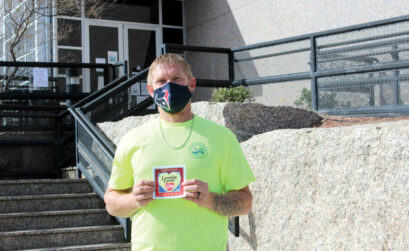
top-left (56, 0), bottom-right (81, 17)
top-left (86, 0), bottom-right (159, 24)
top-left (57, 19), bottom-right (82, 47)
top-left (162, 0), bottom-right (183, 26)
top-left (163, 28), bottom-right (183, 44)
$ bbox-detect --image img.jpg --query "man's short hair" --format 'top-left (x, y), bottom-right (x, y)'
top-left (147, 53), bottom-right (193, 85)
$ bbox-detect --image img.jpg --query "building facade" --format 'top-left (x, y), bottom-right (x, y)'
top-left (2, 0), bottom-right (409, 105)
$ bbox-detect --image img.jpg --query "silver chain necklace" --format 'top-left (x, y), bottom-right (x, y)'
top-left (159, 114), bottom-right (194, 149)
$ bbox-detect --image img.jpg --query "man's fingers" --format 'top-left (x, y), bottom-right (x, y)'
top-left (185, 191), bottom-right (202, 198)
top-left (135, 193), bottom-right (153, 201)
top-left (133, 186), bottom-right (155, 195)
top-left (135, 180), bottom-right (155, 187)
top-left (182, 179), bottom-right (202, 186)
top-left (183, 184), bottom-right (201, 192)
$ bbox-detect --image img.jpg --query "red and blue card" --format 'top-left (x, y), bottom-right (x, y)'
top-left (153, 165), bottom-right (186, 199)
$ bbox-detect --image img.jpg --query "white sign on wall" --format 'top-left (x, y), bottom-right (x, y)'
top-left (95, 58), bottom-right (106, 72)
top-left (32, 68), bottom-right (48, 88)
top-left (107, 51), bottom-right (118, 64)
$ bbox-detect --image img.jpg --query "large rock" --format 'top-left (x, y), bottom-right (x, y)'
top-left (228, 120), bottom-right (409, 250)
top-left (98, 101), bottom-right (322, 144)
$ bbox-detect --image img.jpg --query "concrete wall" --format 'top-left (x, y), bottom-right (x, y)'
top-left (184, 0), bottom-right (409, 107)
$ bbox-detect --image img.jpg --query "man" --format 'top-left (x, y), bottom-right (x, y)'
top-left (104, 53), bottom-right (256, 250)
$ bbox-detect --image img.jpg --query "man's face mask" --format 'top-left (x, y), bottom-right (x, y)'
top-left (153, 82), bottom-right (192, 113)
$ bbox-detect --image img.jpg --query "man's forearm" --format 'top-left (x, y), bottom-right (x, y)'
top-left (104, 188), bottom-right (139, 218)
top-left (212, 188), bottom-right (253, 217)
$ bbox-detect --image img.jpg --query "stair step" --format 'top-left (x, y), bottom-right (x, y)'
top-left (0, 225), bottom-right (126, 250)
top-left (0, 179), bottom-right (93, 196)
top-left (0, 193), bottom-right (104, 213)
top-left (23, 242), bottom-right (131, 251)
top-left (0, 209), bottom-right (115, 231)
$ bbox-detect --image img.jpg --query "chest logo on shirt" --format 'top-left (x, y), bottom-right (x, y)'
top-left (188, 142), bottom-right (208, 159)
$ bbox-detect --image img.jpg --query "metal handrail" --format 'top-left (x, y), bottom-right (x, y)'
top-left (231, 15), bottom-right (409, 52)
top-left (69, 106), bottom-right (131, 241)
top-left (59, 75), bottom-right (127, 117)
top-left (0, 61), bottom-right (123, 68)
top-left (161, 44), bottom-right (234, 86)
top-left (69, 70), bottom-right (156, 241)
top-left (81, 68), bottom-right (149, 113)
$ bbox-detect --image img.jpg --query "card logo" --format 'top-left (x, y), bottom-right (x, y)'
top-left (189, 142), bottom-right (208, 159)
top-left (158, 171), bottom-right (181, 192)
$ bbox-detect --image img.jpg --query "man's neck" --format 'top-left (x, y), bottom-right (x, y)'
top-left (158, 102), bottom-right (193, 123)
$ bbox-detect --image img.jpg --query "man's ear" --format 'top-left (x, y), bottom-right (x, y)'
top-left (188, 77), bottom-right (196, 93)
top-left (147, 83), bottom-right (154, 97)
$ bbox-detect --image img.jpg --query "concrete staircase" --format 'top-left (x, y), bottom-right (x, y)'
top-left (0, 179), bottom-right (131, 250)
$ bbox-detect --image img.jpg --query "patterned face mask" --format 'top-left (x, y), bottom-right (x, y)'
top-left (153, 82), bottom-right (192, 113)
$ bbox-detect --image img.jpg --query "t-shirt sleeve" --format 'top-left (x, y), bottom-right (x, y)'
top-left (108, 134), bottom-right (134, 190)
top-left (221, 131), bottom-right (256, 193)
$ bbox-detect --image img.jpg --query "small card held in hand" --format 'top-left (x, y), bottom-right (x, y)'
top-left (153, 165), bottom-right (186, 199)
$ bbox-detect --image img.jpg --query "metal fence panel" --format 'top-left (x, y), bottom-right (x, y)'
top-left (234, 39), bottom-right (311, 80)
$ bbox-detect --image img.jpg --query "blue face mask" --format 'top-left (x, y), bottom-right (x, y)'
top-left (153, 82), bottom-right (192, 113)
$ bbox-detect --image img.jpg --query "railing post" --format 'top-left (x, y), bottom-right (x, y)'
top-left (310, 36), bottom-right (319, 111)
top-left (392, 42), bottom-right (401, 105)
top-left (125, 218), bottom-right (132, 241)
top-left (112, 65), bottom-right (117, 81)
top-left (55, 115), bottom-right (62, 177)
top-left (104, 66), bottom-right (110, 86)
top-left (74, 119), bottom-right (82, 179)
top-left (228, 50), bottom-right (235, 86)
top-left (161, 44), bottom-right (167, 55)
top-left (124, 61), bottom-right (128, 76)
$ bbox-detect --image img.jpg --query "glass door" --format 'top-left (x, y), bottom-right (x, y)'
top-left (124, 24), bottom-right (160, 75)
top-left (88, 22), bottom-right (123, 92)
top-left (124, 25), bottom-right (159, 109)
top-left (86, 22), bottom-right (159, 92)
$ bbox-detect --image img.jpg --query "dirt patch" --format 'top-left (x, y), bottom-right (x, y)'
top-left (313, 115), bottom-right (409, 128)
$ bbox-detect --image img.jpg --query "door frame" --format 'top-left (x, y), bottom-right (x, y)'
top-left (83, 19), bottom-right (161, 92)
top-left (123, 23), bottom-right (161, 75)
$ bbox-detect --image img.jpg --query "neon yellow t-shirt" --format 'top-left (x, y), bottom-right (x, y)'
top-left (109, 115), bottom-right (256, 251)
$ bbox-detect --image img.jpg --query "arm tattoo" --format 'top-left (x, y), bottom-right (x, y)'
top-left (213, 194), bottom-right (244, 216)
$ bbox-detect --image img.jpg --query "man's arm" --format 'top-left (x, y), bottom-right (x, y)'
top-left (213, 186), bottom-right (252, 217)
top-left (183, 179), bottom-right (253, 217)
top-left (104, 180), bottom-right (155, 218)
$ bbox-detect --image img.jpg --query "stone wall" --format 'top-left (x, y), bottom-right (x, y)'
top-left (228, 120), bottom-right (409, 250)
top-left (98, 102), bottom-right (409, 250)
top-left (97, 102), bottom-right (321, 144)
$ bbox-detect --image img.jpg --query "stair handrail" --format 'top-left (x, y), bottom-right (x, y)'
top-left (69, 69), bottom-right (154, 241)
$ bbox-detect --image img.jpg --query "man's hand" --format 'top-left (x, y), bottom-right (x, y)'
top-left (104, 180), bottom-right (155, 218)
top-left (132, 180), bottom-right (155, 208)
top-left (182, 179), bottom-right (253, 217)
top-left (183, 179), bottom-right (214, 210)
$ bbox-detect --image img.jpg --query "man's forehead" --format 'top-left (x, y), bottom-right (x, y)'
top-left (153, 63), bottom-right (185, 76)
top-left (155, 63), bottom-right (182, 71)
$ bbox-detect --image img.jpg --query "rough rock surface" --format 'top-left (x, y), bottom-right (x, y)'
top-left (97, 102), bottom-right (409, 250)
top-left (98, 101), bottom-right (321, 144)
top-left (228, 120), bottom-right (409, 250)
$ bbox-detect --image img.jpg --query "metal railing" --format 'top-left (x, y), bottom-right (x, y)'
top-left (0, 61), bottom-right (125, 177)
top-left (161, 44), bottom-right (233, 87)
top-left (69, 69), bottom-right (155, 240)
top-left (232, 15), bottom-right (409, 116)
top-left (164, 15), bottom-right (409, 116)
